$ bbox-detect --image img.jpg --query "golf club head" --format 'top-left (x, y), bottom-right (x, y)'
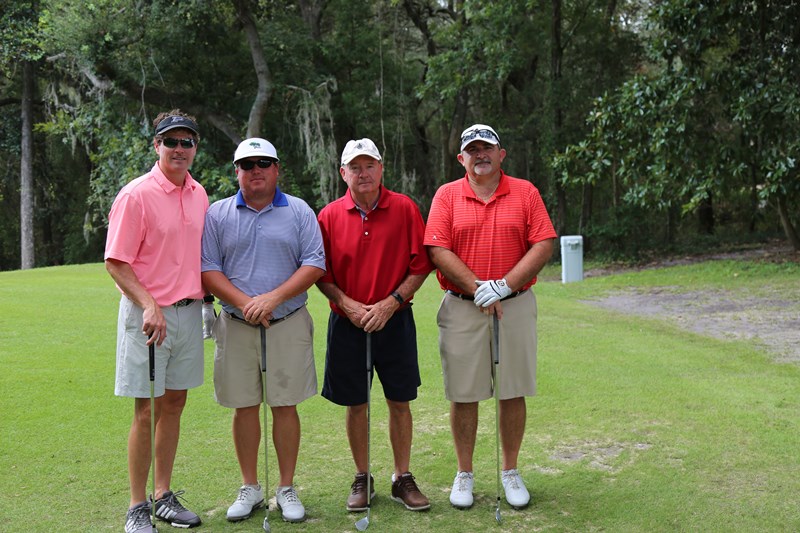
top-left (263, 516), bottom-right (271, 532)
top-left (355, 514), bottom-right (370, 531)
top-left (495, 506), bottom-right (502, 524)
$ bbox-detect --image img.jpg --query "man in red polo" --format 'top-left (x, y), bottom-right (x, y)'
top-left (316, 138), bottom-right (433, 513)
top-left (425, 124), bottom-right (556, 511)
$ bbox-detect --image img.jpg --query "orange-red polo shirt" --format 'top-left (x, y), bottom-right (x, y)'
top-left (424, 171), bottom-right (556, 293)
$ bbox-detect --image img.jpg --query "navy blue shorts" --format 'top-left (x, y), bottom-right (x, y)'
top-left (322, 306), bottom-right (421, 406)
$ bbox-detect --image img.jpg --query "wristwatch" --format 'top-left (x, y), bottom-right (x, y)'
top-left (391, 291), bottom-right (404, 305)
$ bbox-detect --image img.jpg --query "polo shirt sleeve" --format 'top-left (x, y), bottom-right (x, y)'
top-left (104, 190), bottom-right (145, 264)
top-left (423, 185), bottom-right (453, 250)
top-left (201, 204), bottom-right (224, 272)
top-left (316, 206), bottom-right (336, 284)
top-left (525, 186), bottom-right (557, 245)
top-left (297, 202), bottom-right (326, 271)
top-left (407, 200), bottom-right (435, 275)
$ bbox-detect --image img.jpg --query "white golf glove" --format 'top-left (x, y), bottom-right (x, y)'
top-left (202, 303), bottom-right (217, 339)
top-left (474, 278), bottom-right (513, 307)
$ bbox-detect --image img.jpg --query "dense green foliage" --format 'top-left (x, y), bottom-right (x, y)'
top-left (0, 0), bottom-right (797, 270)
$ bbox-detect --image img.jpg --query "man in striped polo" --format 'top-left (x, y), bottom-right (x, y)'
top-left (424, 124), bottom-right (556, 511)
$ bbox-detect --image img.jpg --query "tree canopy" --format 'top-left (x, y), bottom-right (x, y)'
top-left (0, 0), bottom-right (797, 270)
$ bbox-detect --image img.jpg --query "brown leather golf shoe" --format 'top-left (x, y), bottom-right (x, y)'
top-left (346, 472), bottom-right (376, 512)
top-left (391, 472), bottom-right (430, 511)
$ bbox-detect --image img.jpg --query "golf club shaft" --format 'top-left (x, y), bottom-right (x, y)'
top-left (492, 314), bottom-right (502, 522)
top-left (366, 331), bottom-right (372, 508)
top-left (355, 332), bottom-right (373, 531)
top-left (260, 325), bottom-right (271, 532)
top-left (149, 342), bottom-right (157, 528)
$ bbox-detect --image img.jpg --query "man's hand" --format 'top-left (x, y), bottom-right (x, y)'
top-left (142, 303), bottom-right (167, 346)
top-left (360, 296), bottom-right (400, 333)
top-left (242, 293), bottom-right (278, 325)
top-left (202, 303), bottom-right (217, 339)
top-left (474, 278), bottom-right (512, 307)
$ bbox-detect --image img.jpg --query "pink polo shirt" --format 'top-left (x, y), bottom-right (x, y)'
top-left (105, 162), bottom-right (209, 306)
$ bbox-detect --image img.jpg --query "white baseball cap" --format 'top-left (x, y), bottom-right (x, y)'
top-left (233, 138), bottom-right (279, 163)
top-left (341, 138), bottom-right (382, 166)
top-left (459, 124), bottom-right (500, 151)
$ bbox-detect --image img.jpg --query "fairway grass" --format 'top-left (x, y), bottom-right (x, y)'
top-left (1, 261), bottom-right (799, 532)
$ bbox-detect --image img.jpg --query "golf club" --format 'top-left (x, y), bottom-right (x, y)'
top-left (355, 332), bottom-right (373, 532)
top-left (492, 313), bottom-right (502, 524)
top-left (148, 342), bottom-right (159, 533)
top-left (260, 325), bottom-right (271, 533)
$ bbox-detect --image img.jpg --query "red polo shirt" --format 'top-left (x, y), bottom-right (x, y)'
top-left (318, 187), bottom-right (433, 316)
top-left (424, 171), bottom-right (556, 293)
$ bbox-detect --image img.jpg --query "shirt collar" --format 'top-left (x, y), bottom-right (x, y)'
top-left (344, 186), bottom-right (383, 213)
top-left (235, 186), bottom-right (288, 209)
top-left (459, 170), bottom-right (509, 199)
top-left (152, 162), bottom-right (196, 193)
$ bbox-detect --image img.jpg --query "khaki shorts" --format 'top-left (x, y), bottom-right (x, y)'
top-left (114, 296), bottom-right (204, 398)
top-left (437, 289), bottom-right (537, 402)
top-left (213, 307), bottom-right (317, 408)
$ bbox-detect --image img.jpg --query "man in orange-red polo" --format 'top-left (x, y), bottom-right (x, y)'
top-left (424, 124), bottom-right (556, 511)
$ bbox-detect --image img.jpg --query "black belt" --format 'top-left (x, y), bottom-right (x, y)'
top-left (225, 306), bottom-right (302, 326)
top-left (445, 289), bottom-right (524, 301)
top-left (172, 298), bottom-right (197, 307)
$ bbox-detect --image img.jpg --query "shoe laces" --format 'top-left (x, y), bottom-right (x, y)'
top-left (351, 473), bottom-right (369, 494)
top-left (128, 503), bottom-right (153, 529)
top-left (455, 471), bottom-right (473, 491)
top-left (158, 490), bottom-right (189, 513)
top-left (395, 473), bottom-right (421, 494)
top-left (236, 485), bottom-right (259, 503)
top-left (279, 487), bottom-right (300, 504)
top-left (503, 469), bottom-right (521, 490)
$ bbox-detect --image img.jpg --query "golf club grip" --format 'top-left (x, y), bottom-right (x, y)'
top-left (148, 343), bottom-right (155, 381)
top-left (260, 325), bottom-right (267, 372)
top-left (366, 332), bottom-right (372, 371)
top-left (492, 314), bottom-right (500, 365)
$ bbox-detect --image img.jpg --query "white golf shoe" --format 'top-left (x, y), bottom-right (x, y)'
top-left (449, 471), bottom-right (474, 509)
top-left (226, 484), bottom-right (264, 522)
top-left (276, 486), bottom-right (306, 522)
top-left (501, 468), bottom-right (530, 508)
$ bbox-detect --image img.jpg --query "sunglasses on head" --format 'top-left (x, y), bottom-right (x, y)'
top-left (161, 137), bottom-right (197, 149)
top-left (461, 128), bottom-right (499, 145)
top-left (237, 159), bottom-right (275, 170)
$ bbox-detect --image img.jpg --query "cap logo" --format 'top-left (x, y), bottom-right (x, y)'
top-left (250, 141), bottom-right (261, 149)
top-left (461, 128), bottom-right (499, 145)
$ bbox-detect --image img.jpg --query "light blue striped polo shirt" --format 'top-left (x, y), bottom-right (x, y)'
top-left (201, 187), bottom-right (326, 320)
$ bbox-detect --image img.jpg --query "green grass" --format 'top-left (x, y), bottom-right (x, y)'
top-left (1, 260), bottom-right (799, 532)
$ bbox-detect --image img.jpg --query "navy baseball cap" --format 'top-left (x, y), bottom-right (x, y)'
top-left (155, 115), bottom-right (199, 136)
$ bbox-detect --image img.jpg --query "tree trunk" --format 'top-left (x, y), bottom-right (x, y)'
top-left (233, 0), bottom-right (272, 139)
top-left (579, 182), bottom-right (593, 233)
top-left (697, 193), bottom-right (714, 234)
top-left (20, 60), bottom-right (35, 270)
top-left (776, 194), bottom-right (800, 251)
top-left (551, 0), bottom-right (567, 235)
